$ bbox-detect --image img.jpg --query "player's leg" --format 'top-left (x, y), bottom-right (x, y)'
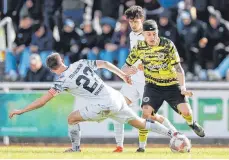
top-left (136, 82), bottom-right (177, 152)
top-left (128, 118), bottom-right (174, 138)
top-left (137, 106), bottom-right (178, 152)
top-left (136, 83), bottom-right (149, 152)
top-left (65, 101), bottom-right (112, 153)
top-left (111, 103), bottom-right (174, 139)
top-left (137, 104), bottom-right (151, 152)
top-left (65, 110), bottom-right (85, 152)
top-left (137, 84), bottom-right (165, 152)
top-left (165, 84), bottom-right (205, 137)
top-left (177, 103), bottom-right (205, 137)
top-left (152, 114), bottom-right (177, 132)
top-left (113, 84), bottom-right (138, 152)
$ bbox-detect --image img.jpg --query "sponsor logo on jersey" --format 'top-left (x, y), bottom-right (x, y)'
top-left (157, 52), bottom-right (165, 60)
top-left (147, 63), bottom-right (168, 70)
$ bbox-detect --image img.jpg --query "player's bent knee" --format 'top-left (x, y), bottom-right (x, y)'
top-left (142, 112), bottom-right (151, 119)
top-left (68, 116), bottom-right (77, 125)
top-left (68, 110), bottom-right (84, 125)
top-left (142, 105), bottom-right (153, 119)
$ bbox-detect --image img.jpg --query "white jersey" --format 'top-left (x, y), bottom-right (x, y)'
top-left (49, 59), bottom-right (114, 99)
top-left (129, 31), bottom-right (145, 83)
top-left (49, 59), bottom-right (139, 123)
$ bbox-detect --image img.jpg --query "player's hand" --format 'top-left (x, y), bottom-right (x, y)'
top-left (9, 109), bottom-right (23, 119)
top-left (122, 74), bottom-right (132, 85)
top-left (181, 89), bottom-right (193, 97)
top-left (122, 66), bottom-right (137, 75)
top-left (137, 64), bottom-right (144, 71)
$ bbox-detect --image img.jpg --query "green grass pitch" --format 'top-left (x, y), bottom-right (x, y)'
top-left (0, 146), bottom-right (229, 159)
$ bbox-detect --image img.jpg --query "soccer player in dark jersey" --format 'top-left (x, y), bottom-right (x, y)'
top-left (125, 20), bottom-right (205, 151)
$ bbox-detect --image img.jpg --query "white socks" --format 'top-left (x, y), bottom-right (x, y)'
top-left (114, 121), bottom-right (124, 147)
top-left (68, 124), bottom-right (81, 151)
top-left (162, 117), bottom-right (177, 132)
top-left (145, 120), bottom-right (173, 138)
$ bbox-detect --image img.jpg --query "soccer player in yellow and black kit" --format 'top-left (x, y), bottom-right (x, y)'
top-left (125, 20), bottom-right (205, 152)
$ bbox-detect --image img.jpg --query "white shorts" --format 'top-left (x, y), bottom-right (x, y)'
top-left (78, 90), bottom-right (140, 124)
top-left (120, 81), bottom-right (144, 103)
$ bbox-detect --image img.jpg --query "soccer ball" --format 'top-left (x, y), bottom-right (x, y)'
top-left (169, 133), bottom-right (191, 153)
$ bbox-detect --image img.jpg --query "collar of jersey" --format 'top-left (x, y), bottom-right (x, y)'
top-left (133, 31), bottom-right (143, 36)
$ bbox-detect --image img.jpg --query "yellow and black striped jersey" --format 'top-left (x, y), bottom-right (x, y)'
top-left (126, 37), bottom-right (180, 86)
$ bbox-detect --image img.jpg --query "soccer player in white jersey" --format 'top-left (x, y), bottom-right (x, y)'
top-left (113, 6), bottom-right (177, 153)
top-left (9, 52), bottom-right (179, 152)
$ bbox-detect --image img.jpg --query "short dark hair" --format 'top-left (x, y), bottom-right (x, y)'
top-left (125, 5), bottom-right (144, 19)
top-left (46, 52), bottom-right (61, 70)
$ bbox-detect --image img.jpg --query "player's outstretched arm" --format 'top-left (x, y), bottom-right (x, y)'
top-left (96, 60), bottom-right (132, 84)
top-left (9, 91), bottom-right (54, 119)
top-left (174, 63), bottom-right (193, 97)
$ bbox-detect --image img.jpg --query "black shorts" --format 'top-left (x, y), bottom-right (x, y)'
top-left (141, 83), bottom-right (188, 115)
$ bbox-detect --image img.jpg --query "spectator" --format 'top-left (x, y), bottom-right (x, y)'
top-left (207, 54), bottom-right (229, 81)
top-left (20, 0), bottom-right (43, 21)
top-left (91, 17), bottom-right (115, 80)
top-left (57, 19), bottom-right (81, 64)
top-left (30, 23), bottom-right (55, 64)
top-left (24, 54), bottom-right (54, 82)
top-left (193, 0), bottom-right (209, 22)
top-left (5, 16), bottom-right (33, 81)
top-left (143, 0), bottom-right (162, 20)
top-left (208, 0), bottom-right (229, 21)
top-left (158, 10), bottom-right (178, 45)
top-left (177, 3), bottom-right (197, 34)
top-left (94, 0), bottom-right (121, 20)
top-left (62, 0), bottom-right (84, 24)
top-left (122, 0), bottom-right (137, 13)
top-left (204, 11), bottom-right (229, 67)
top-left (179, 11), bottom-right (208, 80)
top-left (105, 18), bottom-right (130, 69)
top-left (43, 0), bottom-right (63, 31)
top-left (80, 21), bottom-right (98, 60)
top-left (158, 10), bottom-right (184, 59)
top-left (5, 0), bottom-right (24, 30)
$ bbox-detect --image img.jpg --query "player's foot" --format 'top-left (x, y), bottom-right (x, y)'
top-left (113, 146), bottom-right (123, 152)
top-left (136, 148), bottom-right (145, 152)
top-left (189, 121), bottom-right (205, 137)
top-left (64, 148), bottom-right (81, 153)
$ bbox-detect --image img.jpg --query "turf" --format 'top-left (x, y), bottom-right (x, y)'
top-left (0, 146), bottom-right (229, 159)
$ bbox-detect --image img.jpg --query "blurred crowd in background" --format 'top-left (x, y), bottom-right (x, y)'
top-left (0, 0), bottom-right (229, 82)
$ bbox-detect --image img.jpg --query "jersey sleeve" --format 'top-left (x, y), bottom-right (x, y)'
top-left (80, 59), bottom-right (98, 70)
top-left (169, 41), bottom-right (180, 65)
top-left (125, 46), bottom-right (140, 66)
top-left (48, 80), bottom-right (67, 96)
